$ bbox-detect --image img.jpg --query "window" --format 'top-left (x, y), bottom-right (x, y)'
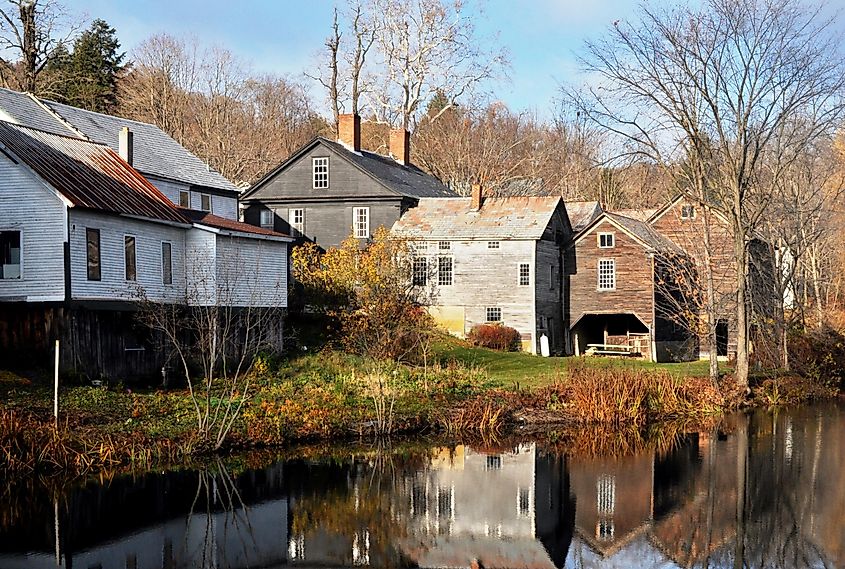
top-left (438, 256), bottom-right (453, 286)
top-left (353, 207), bottom-right (370, 238)
top-left (179, 190), bottom-right (190, 208)
top-left (260, 208), bottom-right (274, 229)
top-left (487, 241), bottom-right (500, 249)
top-left (518, 263), bottom-right (531, 286)
top-left (438, 241), bottom-right (451, 252)
top-left (86, 228), bottom-right (101, 281)
top-left (486, 307), bottom-right (502, 322)
top-left (312, 157), bottom-right (329, 188)
top-left (681, 204), bottom-right (695, 219)
top-left (517, 488), bottom-right (531, 518)
top-left (437, 486), bottom-right (453, 519)
top-left (0, 230), bottom-right (21, 279)
top-left (598, 259), bottom-right (615, 290)
top-left (200, 193), bottom-right (212, 212)
top-left (412, 257), bottom-right (428, 286)
top-left (549, 265), bottom-right (555, 289)
top-left (161, 241), bottom-right (172, 285)
top-left (597, 474), bottom-right (616, 516)
top-left (124, 235), bottom-right (136, 281)
top-left (598, 233), bottom-right (615, 248)
top-left (486, 455), bottom-right (502, 470)
top-left (289, 208), bottom-right (305, 235)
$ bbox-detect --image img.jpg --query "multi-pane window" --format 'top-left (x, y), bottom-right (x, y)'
top-left (438, 241), bottom-right (451, 251)
top-left (124, 235), bottom-right (136, 281)
top-left (0, 230), bottom-right (21, 279)
top-left (86, 228), bottom-right (101, 281)
top-left (312, 157), bottom-right (329, 188)
top-left (487, 241), bottom-right (500, 249)
top-left (681, 204), bottom-right (695, 219)
top-left (486, 307), bottom-right (502, 322)
top-left (260, 209), bottom-right (274, 229)
top-left (598, 233), bottom-right (614, 248)
top-left (486, 455), bottom-right (502, 470)
top-left (161, 242), bottom-right (173, 285)
top-left (438, 256), bottom-right (453, 286)
top-left (517, 488), bottom-right (531, 518)
top-left (412, 257), bottom-right (428, 286)
top-left (518, 263), bottom-right (531, 286)
top-left (200, 194), bottom-right (212, 212)
top-left (353, 207), bottom-right (370, 238)
top-left (289, 208), bottom-right (305, 235)
top-left (598, 259), bottom-right (615, 290)
top-left (179, 190), bottom-right (190, 208)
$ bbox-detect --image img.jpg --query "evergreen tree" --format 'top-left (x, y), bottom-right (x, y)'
top-left (51, 19), bottom-right (125, 112)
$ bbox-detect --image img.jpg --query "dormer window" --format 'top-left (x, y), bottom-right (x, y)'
top-left (313, 157), bottom-right (329, 189)
top-left (681, 205), bottom-right (696, 219)
top-left (598, 233), bottom-right (615, 248)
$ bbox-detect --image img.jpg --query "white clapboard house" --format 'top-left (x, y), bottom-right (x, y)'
top-left (0, 119), bottom-right (291, 381)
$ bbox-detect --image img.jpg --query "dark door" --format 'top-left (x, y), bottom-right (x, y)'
top-left (716, 320), bottom-right (729, 356)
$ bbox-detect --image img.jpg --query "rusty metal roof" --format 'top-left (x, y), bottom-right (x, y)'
top-left (0, 121), bottom-right (189, 224)
top-left (392, 196), bottom-right (563, 240)
top-left (178, 208), bottom-right (292, 240)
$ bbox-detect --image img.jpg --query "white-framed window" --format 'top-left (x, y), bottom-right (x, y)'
top-left (86, 228), bottom-right (101, 281)
top-left (598, 232), bottom-right (615, 248)
top-left (289, 208), bottom-right (305, 235)
top-left (518, 263), bottom-right (531, 286)
top-left (487, 241), bottom-right (500, 249)
top-left (486, 307), bottom-right (502, 322)
top-left (260, 208), bottom-right (274, 229)
top-left (200, 193), bottom-right (212, 212)
top-left (0, 230), bottom-right (21, 279)
top-left (412, 257), bottom-right (428, 286)
top-left (353, 207), bottom-right (370, 238)
top-left (486, 455), bottom-right (502, 470)
top-left (312, 156), bottom-right (329, 189)
top-left (598, 259), bottom-right (615, 290)
top-left (681, 204), bottom-right (696, 219)
top-left (161, 241), bottom-right (173, 285)
top-left (438, 256), bottom-right (453, 286)
top-left (438, 240), bottom-right (451, 251)
top-left (178, 190), bottom-right (190, 208)
top-left (124, 235), bottom-right (136, 281)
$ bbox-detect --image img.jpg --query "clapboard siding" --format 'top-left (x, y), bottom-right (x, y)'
top-left (214, 234), bottom-right (288, 307)
top-left (185, 228), bottom-right (217, 305)
top-left (0, 154), bottom-right (66, 302)
top-left (69, 209), bottom-right (187, 303)
top-left (149, 176), bottom-right (239, 221)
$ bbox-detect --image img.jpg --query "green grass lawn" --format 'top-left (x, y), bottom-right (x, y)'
top-left (432, 337), bottom-right (718, 389)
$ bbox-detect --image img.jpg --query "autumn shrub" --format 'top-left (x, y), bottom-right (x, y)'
top-left (467, 323), bottom-right (522, 351)
top-left (787, 325), bottom-right (845, 390)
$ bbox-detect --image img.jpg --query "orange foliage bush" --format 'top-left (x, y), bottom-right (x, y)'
top-left (467, 324), bottom-right (522, 351)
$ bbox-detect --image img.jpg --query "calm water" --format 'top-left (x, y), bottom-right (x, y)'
top-left (1, 403), bottom-right (843, 569)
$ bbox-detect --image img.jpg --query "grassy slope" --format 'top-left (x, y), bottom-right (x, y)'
top-left (433, 337), bottom-right (716, 389)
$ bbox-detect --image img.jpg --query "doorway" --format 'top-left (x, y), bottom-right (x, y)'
top-left (716, 320), bottom-right (728, 357)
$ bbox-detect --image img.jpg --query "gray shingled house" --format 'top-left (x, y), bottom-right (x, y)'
top-left (240, 114), bottom-right (455, 249)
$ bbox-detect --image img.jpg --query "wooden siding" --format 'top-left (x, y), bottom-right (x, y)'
top-left (214, 234), bottom-right (288, 308)
top-left (568, 218), bottom-right (656, 328)
top-left (150, 175), bottom-right (238, 220)
top-left (69, 209), bottom-right (187, 303)
top-left (185, 228), bottom-right (217, 305)
top-left (0, 154), bottom-right (67, 302)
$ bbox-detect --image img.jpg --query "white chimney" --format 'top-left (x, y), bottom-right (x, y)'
top-left (119, 126), bottom-right (133, 165)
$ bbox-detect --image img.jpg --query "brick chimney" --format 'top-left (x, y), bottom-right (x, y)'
top-left (338, 113), bottom-right (361, 152)
top-left (119, 126), bottom-right (133, 165)
top-left (471, 183), bottom-right (483, 211)
top-left (389, 128), bottom-right (410, 165)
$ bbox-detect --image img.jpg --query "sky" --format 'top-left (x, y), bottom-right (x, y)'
top-left (67, 0), bottom-right (648, 116)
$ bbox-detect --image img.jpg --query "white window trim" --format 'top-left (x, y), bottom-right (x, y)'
top-left (597, 258), bottom-right (616, 291)
top-left (260, 208), bottom-right (274, 229)
top-left (353, 207), bottom-right (370, 239)
top-left (598, 232), bottom-right (615, 249)
top-left (0, 228), bottom-right (22, 280)
top-left (200, 193), bottom-right (212, 213)
top-left (85, 227), bottom-right (101, 282)
top-left (438, 256), bottom-right (454, 286)
top-left (412, 256), bottom-right (428, 287)
top-left (289, 208), bottom-right (305, 235)
top-left (312, 156), bottom-right (329, 189)
top-left (178, 190), bottom-right (190, 208)
top-left (680, 205), bottom-right (696, 219)
top-left (487, 241), bottom-right (500, 249)
top-left (518, 262), bottom-right (531, 286)
top-left (486, 307), bottom-right (502, 323)
top-left (161, 240), bottom-right (173, 286)
top-left (123, 234), bottom-right (136, 282)
top-left (438, 240), bottom-right (451, 251)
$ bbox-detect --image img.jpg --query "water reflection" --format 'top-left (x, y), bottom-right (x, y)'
top-left (0, 403), bottom-right (842, 568)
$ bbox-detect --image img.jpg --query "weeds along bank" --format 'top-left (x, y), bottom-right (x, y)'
top-left (0, 345), bottom-right (839, 479)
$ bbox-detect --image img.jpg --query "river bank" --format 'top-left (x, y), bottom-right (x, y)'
top-left (0, 340), bottom-right (838, 478)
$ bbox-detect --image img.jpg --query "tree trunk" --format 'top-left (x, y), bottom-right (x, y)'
top-left (810, 244), bottom-right (824, 329)
top-left (733, 210), bottom-right (750, 388)
top-left (702, 208), bottom-right (720, 384)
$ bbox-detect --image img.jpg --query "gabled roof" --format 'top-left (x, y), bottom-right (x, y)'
top-left (0, 121), bottom-right (189, 224)
top-left (574, 211), bottom-right (685, 255)
top-left (612, 207), bottom-right (658, 222)
top-left (565, 200), bottom-right (603, 232)
top-left (0, 87), bottom-right (238, 193)
top-left (178, 208), bottom-right (292, 241)
top-left (392, 196), bottom-right (564, 240)
top-left (243, 136), bottom-right (455, 201)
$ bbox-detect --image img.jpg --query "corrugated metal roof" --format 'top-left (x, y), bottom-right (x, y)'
top-left (178, 208), bottom-right (291, 239)
top-left (392, 196), bottom-right (562, 240)
top-left (565, 200), bottom-right (603, 232)
top-left (42, 100), bottom-right (240, 193)
top-left (0, 88), bottom-right (69, 135)
top-left (0, 121), bottom-right (189, 224)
